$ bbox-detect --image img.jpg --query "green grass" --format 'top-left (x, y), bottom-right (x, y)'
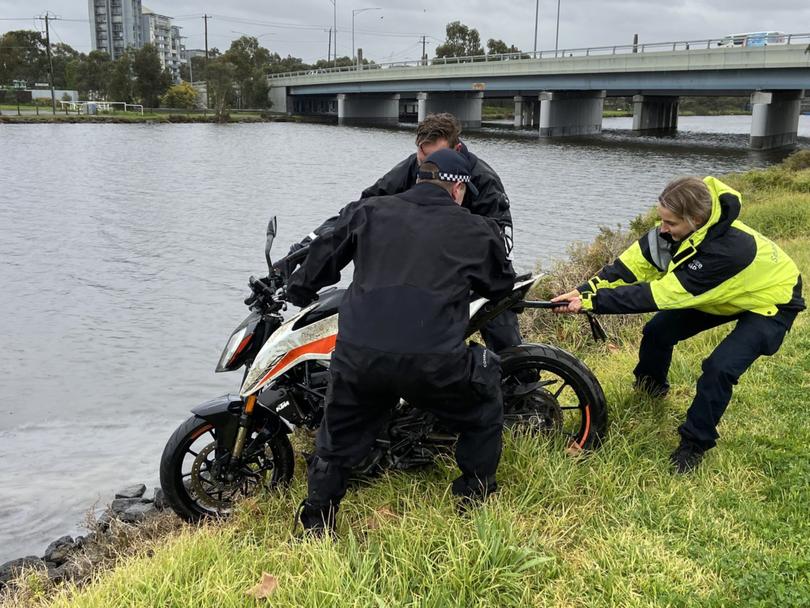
top-left (6, 153), bottom-right (810, 608)
top-left (0, 111), bottom-right (277, 124)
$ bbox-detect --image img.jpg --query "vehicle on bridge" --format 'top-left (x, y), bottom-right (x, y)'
top-left (718, 31), bottom-right (787, 48)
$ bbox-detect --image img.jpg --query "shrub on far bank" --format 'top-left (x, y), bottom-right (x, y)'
top-left (782, 149), bottom-right (810, 172)
top-left (161, 82), bottom-right (198, 110)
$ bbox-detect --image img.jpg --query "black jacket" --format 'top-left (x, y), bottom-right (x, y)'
top-left (305, 142), bottom-right (514, 255)
top-left (287, 183), bottom-right (516, 354)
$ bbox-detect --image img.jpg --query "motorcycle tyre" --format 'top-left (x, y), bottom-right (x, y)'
top-left (159, 414), bottom-right (295, 522)
top-left (499, 343), bottom-right (607, 450)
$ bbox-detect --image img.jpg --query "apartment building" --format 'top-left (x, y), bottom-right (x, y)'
top-left (142, 7), bottom-right (185, 82)
top-left (88, 1), bottom-right (185, 82)
top-left (88, 0), bottom-right (143, 60)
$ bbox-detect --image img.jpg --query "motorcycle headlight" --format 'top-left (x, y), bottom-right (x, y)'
top-left (216, 327), bottom-right (250, 372)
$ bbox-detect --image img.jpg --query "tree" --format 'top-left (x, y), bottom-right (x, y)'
top-left (223, 36), bottom-right (272, 108)
top-left (206, 58), bottom-right (236, 120)
top-left (76, 50), bottom-right (112, 99)
top-left (132, 43), bottom-right (171, 107)
top-left (268, 53), bottom-right (308, 74)
top-left (0, 30), bottom-right (48, 85)
top-left (108, 51), bottom-right (134, 103)
top-left (161, 81), bottom-right (198, 109)
top-left (487, 39), bottom-right (521, 56)
top-left (311, 56), bottom-right (355, 69)
top-left (434, 21), bottom-right (483, 59)
top-left (179, 55), bottom-right (206, 82)
top-left (50, 42), bottom-right (80, 88)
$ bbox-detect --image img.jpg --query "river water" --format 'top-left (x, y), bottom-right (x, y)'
top-left (1, 115), bottom-right (808, 562)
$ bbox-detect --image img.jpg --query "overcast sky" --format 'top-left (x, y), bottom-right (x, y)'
top-left (1, 0), bottom-right (807, 63)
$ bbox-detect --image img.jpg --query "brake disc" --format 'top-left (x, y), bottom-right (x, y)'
top-left (189, 443), bottom-right (241, 511)
top-left (506, 388), bottom-right (563, 432)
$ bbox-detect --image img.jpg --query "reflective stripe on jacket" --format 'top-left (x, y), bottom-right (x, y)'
top-left (579, 176), bottom-right (805, 316)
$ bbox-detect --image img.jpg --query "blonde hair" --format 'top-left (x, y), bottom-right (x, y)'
top-left (658, 176), bottom-right (712, 230)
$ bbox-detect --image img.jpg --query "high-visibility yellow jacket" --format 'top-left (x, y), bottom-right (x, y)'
top-left (579, 177), bottom-right (805, 316)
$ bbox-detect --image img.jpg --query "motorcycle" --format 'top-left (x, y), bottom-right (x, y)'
top-left (159, 218), bottom-right (608, 521)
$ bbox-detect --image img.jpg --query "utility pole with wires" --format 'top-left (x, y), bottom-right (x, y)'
top-left (202, 14), bottom-right (210, 65)
top-left (203, 14), bottom-right (210, 112)
top-left (420, 34), bottom-right (427, 65)
top-left (327, 28), bottom-right (332, 63)
top-left (39, 12), bottom-right (57, 115)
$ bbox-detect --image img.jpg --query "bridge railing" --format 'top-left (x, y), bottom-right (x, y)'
top-left (269, 32), bottom-right (810, 79)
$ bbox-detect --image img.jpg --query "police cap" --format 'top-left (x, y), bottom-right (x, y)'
top-left (417, 148), bottom-right (479, 197)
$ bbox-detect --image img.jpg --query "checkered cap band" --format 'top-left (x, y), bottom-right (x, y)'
top-left (438, 172), bottom-right (471, 183)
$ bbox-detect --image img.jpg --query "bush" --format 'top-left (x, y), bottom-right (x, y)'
top-left (161, 82), bottom-right (198, 110)
top-left (741, 195), bottom-right (810, 239)
top-left (782, 149), bottom-right (810, 172)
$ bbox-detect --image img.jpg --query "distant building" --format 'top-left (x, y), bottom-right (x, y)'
top-left (141, 7), bottom-right (185, 82)
top-left (87, 1), bottom-right (185, 81)
top-left (88, 0), bottom-right (143, 60)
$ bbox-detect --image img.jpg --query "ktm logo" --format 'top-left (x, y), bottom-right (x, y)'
top-left (688, 259), bottom-right (703, 271)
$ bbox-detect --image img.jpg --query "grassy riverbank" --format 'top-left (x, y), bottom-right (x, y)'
top-left (0, 110), bottom-right (297, 124)
top-left (4, 153), bottom-right (810, 607)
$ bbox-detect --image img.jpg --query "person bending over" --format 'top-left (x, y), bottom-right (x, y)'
top-left (553, 176), bottom-right (804, 473)
top-left (286, 149), bottom-right (516, 536)
top-left (291, 112), bottom-right (520, 353)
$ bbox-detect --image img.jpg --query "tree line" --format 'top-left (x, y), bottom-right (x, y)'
top-left (0, 21), bottom-right (519, 112)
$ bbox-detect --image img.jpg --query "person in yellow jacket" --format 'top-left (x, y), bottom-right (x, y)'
top-left (553, 176), bottom-right (804, 473)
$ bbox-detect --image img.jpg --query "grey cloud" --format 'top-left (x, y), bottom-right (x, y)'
top-left (1, 0), bottom-right (806, 62)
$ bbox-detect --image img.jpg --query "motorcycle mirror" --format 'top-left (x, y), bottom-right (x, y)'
top-left (265, 216), bottom-right (277, 273)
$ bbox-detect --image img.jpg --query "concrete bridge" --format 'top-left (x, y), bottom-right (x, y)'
top-left (267, 34), bottom-right (810, 150)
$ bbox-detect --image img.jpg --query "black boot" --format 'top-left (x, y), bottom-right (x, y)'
top-left (634, 375), bottom-right (669, 398)
top-left (669, 439), bottom-right (705, 474)
top-left (452, 474), bottom-right (498, 512)
top-left (296, 499), bottom-right (337, 538)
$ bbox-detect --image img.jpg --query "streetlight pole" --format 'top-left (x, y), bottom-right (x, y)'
top-left (554, 0), bottom-right (561, 57)
top-left (327, 0), bottom-right (337, 66)
top-left (352, 7), bottom-right (382, 64)
top-left (533, 0), bottom-right (540, 56)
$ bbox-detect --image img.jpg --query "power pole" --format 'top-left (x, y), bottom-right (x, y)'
top-left (43, 12), bottom-right (56, 115)
top-left (327, 28), bottom-right (332, 63)
top-left (203, 14), bottom-right (210, 65)
top-left (203, 14), bottom-right (210, 112)
top-left (533, 0), bottom-right (540, 56)
top-left (420, 35), bottom-right (427, 65)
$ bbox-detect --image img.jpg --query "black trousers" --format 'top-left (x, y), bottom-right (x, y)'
top-left (634, 308), bottom-right (797, 449)
top-left (481, 309), bottom-right (522, 353)
top-left (307, 340), bottom-right (504, 508)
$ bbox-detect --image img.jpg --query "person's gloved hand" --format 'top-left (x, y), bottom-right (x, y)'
top-left (286, 284), bottom-right (318, 308)
top-left (288, 236), bottom-right (313, 255)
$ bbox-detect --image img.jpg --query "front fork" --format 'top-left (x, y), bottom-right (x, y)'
top-left (231, 394), bottom-right (257, 460)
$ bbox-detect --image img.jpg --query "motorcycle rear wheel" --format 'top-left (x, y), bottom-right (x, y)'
top-left (159, 415), bottom-right (294, 522)
top-left (499, 343), bottom-right (607, 450)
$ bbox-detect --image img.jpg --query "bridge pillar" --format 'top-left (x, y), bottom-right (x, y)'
top-left (750, 90), bottom-right (804, 150)
top-left (538, 90), bottom-right (605, 137)
top-left (416, 92), bottom-right (483, 128)
top-left (632, 95), bottom-right (679, 133)
top-left (336, 93), bottom-right (400, 126)
top-left (514, 96), bottom-right (524, 128)
top-left (268, 85), bottom-right (290, 114)
top-left (513, 96), bottom-right (540, 129)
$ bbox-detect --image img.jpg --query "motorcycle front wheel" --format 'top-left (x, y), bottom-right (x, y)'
top-left (499, 343), bottom-right (607, 450)
top-left (159, 414), bottom-right (294, 522)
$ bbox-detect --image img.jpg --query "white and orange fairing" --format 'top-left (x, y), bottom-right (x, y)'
top-left (240, 302), bottom-right (338, 397)
top-left (240, 275), bottom-right (541, 398)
